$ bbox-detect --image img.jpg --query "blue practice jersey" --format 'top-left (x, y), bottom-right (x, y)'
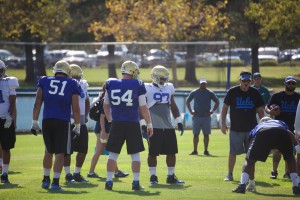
top-left (105, 78), bottom-right (146, 122)
top-left (248, 120), bottom-right (289, 141)
top-left (38, 76), bottom-right (83, 121)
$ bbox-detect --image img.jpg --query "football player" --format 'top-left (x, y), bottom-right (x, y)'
top-left (141, 65), bottom-right (184, 185)
top-left (103, 60), bottom-right (153, 190)
top-left (0, 60), bottom-right (19, 183)
top-left (31, 60), bottom-right (82, 190)
top-left (63, 64), bottom-right (90, 183)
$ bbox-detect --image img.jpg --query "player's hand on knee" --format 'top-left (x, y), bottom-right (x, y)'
top-left (31, 120), bottom-right (41, 135)
top-left (4, 115), bottom-right (12, 129)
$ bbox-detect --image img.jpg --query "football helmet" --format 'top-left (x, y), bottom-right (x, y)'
top-left (70, 64), bottom-right (83, 79)
top-left (0, 60), bottom-right (6, 79)
top-left (121, 61), bottom-right (140, 78)
top-left (53, 60), bottom-right (71, 76)
top-left (151, 65), bottom-right (169, 88)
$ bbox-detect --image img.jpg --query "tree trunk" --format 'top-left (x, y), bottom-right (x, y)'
top-left (35, 38), bottom-right (47, 77)
top-left (251, 43), bottom-right (259, 73)
top-left (249, 0), bottom-right (260, 74)
top-left (105, 35), bottom-right (117, 78)
top-left (184, 45), bottom-right (197, 84)
top-left (24, 45), bottom-right (34, 83)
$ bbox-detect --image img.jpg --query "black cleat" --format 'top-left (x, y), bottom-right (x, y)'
top-left (73, 173), bottom-right (89, 182)
top-left (114, 170), bottom-right (129, 178)
top-left (204, 150), bottom-right (211, 156)
top-left (270, 171), bottom-right (278, 179)
top-left (1, 173), bottom-right (10, 184)
top-left (232, 184), bottom-right (246, 193)
top-left (189, 151), bottom-right (198, 155)
top-left (150, 175), bottom-right (158, 184)
top-left (283, 172), bottom-right (291, 179)
top-left (293, 185), bottom-right (300, 195)
top-left (105, 181), bottom-right (113, 190)
top-left (166, 174), bottom-right (184, 184)
top-left (65, 173), bottom-right (75, 183)
top-left (132, 180), bottom-right (144, 190)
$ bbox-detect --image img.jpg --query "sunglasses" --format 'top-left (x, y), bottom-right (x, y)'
top-left (241, 79), bottom-right (251, 83)
top-left (286, 82), bottom-right (296, 86)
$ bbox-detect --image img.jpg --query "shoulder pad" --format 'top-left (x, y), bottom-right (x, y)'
top-left (7, 77), bottom-right (19, 89)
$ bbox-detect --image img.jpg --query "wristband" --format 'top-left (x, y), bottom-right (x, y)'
top-left (147, 123), bottom-right (153, 128)
top-left (74, 123), bottom-right (80, 128)
top-left (100, 138), bottom-right (107, 143)
top-left (175, 116), bottom-right (182, 123)
top-left (32, 120), bottom-right (38, 123)
top-left (140, 119), bottom-right (146, 126)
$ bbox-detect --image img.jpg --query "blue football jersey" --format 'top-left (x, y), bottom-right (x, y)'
top-left (105, 78), bottom-right (146, 122)
top-left (248, 119), bottom-right (289, 141)
top-left (38, 76), bottom-right (83, 121)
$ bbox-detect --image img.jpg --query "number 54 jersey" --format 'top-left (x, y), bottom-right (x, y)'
top-left (145, 82), bottom-right (174, 129)
top-left (38, 76), bottom-right (83, 121)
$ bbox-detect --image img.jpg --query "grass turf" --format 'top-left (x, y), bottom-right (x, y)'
top-left (0, 130), bottom-right (295, 200)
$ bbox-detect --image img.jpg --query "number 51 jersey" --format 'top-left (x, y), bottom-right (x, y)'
top-left (38, 76), bottom-right (83, 121)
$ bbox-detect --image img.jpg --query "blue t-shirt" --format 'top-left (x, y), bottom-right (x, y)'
top-left (248, 119), bottom-right (289, 141)
top-left (105, 78), bottom-right (146, 122)
top-left (38, 76), bottom-right (83, 121)
top-left (186, 88), bottom-right (219, 117)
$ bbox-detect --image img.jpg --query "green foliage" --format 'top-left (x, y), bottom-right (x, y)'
top-left (259, 60), bottom-right (278, 66)
top-left (207, 60), bottom-right (245, 67)
top-left (3, 132), bottom-right (293, 199)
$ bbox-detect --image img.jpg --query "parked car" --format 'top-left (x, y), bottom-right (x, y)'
top-left (48, 49), bottom-right (70, 66)
top-left (141, 49), bottom-right (177, 67)
top-left (232, 48), bottom-right (251, 65)
top-left (0, 49), bottom-right (23, 68)
top-left (218, 49), bottom-right (241, 61)
top-left (258, 47), bottom-right (279, 62)
top-left (62, 50), bottom-right (92, 68)
top-left (97, 44), bottom-right (128, 58)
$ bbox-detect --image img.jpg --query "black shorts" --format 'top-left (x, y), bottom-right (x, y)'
top-left (106, 121), bottom-right (145, 154)
top-left (149, 128), bottom-right (178, 156)
top-left (247, 127), bottom-right (294, 162)
top-left (0, 118), bottom-right (16, 150)
top-left (70, 124), bottom-right (89, 154)
top-left (42, 119), bottom-right (71, 154)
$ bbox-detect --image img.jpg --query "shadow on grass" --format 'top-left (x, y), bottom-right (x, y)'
top-left (254, 191), bottom-right (295, 198)
top-left (149, 184), bottom-right (191, 190)
top-left (0, 183), bottom-right (22, 189)
top-left (64, 182), bottom-right (99, 189)
top-left (112, 190), bottom-right (161, 196)
top-left (256, 181), bottom-right (281, 188)
top-left (45, 189), bottom-right (89, 194)
top-left (8, 171), bottom-right (21, 175)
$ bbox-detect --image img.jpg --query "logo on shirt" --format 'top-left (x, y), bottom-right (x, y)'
top-left (280, 100), bottom-right (297, 112)
top-left (236, 97), bottom-right (254, 109)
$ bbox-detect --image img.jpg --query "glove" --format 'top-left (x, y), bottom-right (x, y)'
top-left (141, 125), bottom-right (148, 139)
top-left (178, 123), bottom-right (184, 136)
top-left (105, 122), bottom-right (112, 133)
top-left (72, 123), bottom-right (81, 139)
top-left (4, 115), bottom-right (12, 129)
top-left (31, 120), bottom-right (41, 136)
top-left (295, 144), bottom-right (300, 154)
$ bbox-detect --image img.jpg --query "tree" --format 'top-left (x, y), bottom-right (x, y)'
top-left (0, 0), bottom-right (71, 82)
top-left (89, 0), bottom-right (229, 84)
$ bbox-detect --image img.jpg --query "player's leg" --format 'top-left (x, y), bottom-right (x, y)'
top-left (191, 117), bottom-right (200, 155)
top-left (202, 117), bottom-right (211, 156)
top-left (88, 133), bottom-right (103, 178)
top-left (63, 154), bottom-right (74, 182)
top-left (271, 150), bottom-right (281, 179)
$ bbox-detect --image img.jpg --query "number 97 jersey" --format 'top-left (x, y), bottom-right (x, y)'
top-left (145, 82), bottom-right (175, 108)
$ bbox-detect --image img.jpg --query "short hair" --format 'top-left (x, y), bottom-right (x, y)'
top-left (240, 70), bottom-right (252, 76)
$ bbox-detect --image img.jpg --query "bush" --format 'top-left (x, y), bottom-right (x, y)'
top-left (259, 60), bottom-right (278, 66)
top-left (208, 60), bottom-right (245, 67)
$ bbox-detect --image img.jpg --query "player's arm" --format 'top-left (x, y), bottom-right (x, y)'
top-left (85, 95), bottom-right (90, 121)
top-left (32, 87), bottom-right (43, 121)
top-left (8, 94), bottom-right (17, 125)
top-left (103, 92), bottom-right (112, 122)
top-left (170, 95), bottom-right (180, 118)
top-left (210, 98), bottom-right (220, 115)
top-left (257, 106), bottom-right (265, 119)
top-left (71, 94), bottom-right (80, 124)
top-left (185, 96), bottom-right (194, 115)
top-left (221, 103), bottom-right (229, 134)
top-left (139, 94), bottom-right (153, 138)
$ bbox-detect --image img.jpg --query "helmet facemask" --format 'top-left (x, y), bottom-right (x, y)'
top-left (151, 65), bottom-right (169, 88)
top-left (0, 60), bottom-right (6, 79)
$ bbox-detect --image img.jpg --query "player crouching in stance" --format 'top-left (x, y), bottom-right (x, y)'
top-left (0, 60), bottom-right (19, 183)
top-left (103, 61), bottom-right (153, 190)
top-left (64, 64), bottom-right (90, 183)
top-left (232, 117), bottom-right (300, 195)
top-left (142, 65), bottom-right (184, 185)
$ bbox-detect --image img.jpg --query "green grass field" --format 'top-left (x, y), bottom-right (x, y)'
top-left (1, 130), bottom-right (295, 200)
top-left (9, 66), bottom-right (300, 91)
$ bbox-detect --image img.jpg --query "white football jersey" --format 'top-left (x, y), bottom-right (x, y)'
top-left (78, 79), bottom-right (89, 115)
top-left (145, 82), bottom-right (175, 108)
top-left (0, 77), bottom-right (19, 118)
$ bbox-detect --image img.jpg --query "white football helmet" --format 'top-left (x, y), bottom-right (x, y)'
top-left (151, 65), bottom-right (169, 88)
top-left (0, 60), bottom-right (7, 79)
top-left (121, 60), bottom-right (140, 78)
top-left (259, 116), bottom-right (272, 124)
top-left (70, 64), bottom-right (83, 79)
top-left (53, 60), bottom-right (71, 76)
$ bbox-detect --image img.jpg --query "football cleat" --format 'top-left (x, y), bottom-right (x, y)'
top-left (105, 181), bottom-right (113, 190)
top-left (189, 150), bottom-right (198, 155)
top-left (232, 183), bottom-right (246, 193)
top-left (70, 64), bottom-right (83, 79)
top-left (166, 174), bottom-right (184, 185)
top-left (114, 170), bottom-right (129, 178)
top-left (283, 172), bottom-right (291, 179)
top-left (53, 60), bottom-right (70, 76)
top-left (293, 185), bottom-right (300, 195)
top-left (0, 60), bottom-right (6, 79)
top-left (150, 175), bottom-right (158, 184)
top-left (270, 171), bottom-right (278, 179)
top-left (204, 150), bottom-right (210, 156)
top-left (132, 180), bottom-right (144, 190)
top-left (246, 180), bottom-right (256, 192)
top-left (42, 177), bottom-right (51, 189)
top-left (120, 60), bottom-right (140, 78)
top-left (1, 173), bottom-right (10, 184)
top-left (73, 173), bottom-right (89, 182)
top-left (224, 173), bottom-right (234, 181)
top-left (151, 65), bottom-right (169, 88)
top-left (65, 173), bottom-right (75, 183)
top-left (87, 173), bottom-right (100, 178)
top-left (50, 183), bottom-right (63, 191)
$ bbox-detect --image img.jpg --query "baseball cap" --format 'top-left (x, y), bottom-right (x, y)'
top-left (253, 72), bottom-right (261, 79)
top-left (199, 78), bottom-right (207, 84)
top-left (284, 76), bottom-right (296, 83)
top-left (240, 74), bottom-right (252, 80)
